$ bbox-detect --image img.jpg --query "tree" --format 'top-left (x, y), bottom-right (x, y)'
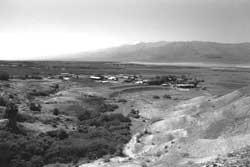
top-left (4, 102), bottom-right (19, 131)
top-left (52, 108), bottom-right (59, 115)
top-left (0, 96), bottom-right (7, 106)
top-left (0, 71), bottom-right (10, 81)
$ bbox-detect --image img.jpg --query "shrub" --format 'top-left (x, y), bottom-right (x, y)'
top-left (128, 109), bottom-right (140, 118)
top-left (28, 90), bottom-right (50, 97)
top-left (52, 108), bottom-right (60, 116)
top-left (28, 87), bottom-right (58, 97)
top-left (147, 80), bottom-right (163, 85)
top-left (0, 109), bottom-right (132, 167)
top-left (0, 71), bottom-right (9, 81)
top-left (163, 94), bottom-right (171, 99)
top-left (45, 138), bottom-right (117, 163)
top-left (46, 130), bottom-right (68, 140)
top-left (77, 112), bottom-right (131, 158)
top-left (30, 103), bottom-right (41, 111)
top-left (153, 95), bottom-right (160, 99)
top-left (16, 113), bottom-right (35, 123)
top-left (31, 76), bottom-right (43, 80)
top-left (0, 130), bottom-right (53, 167)
top-left (4, 102), bottom-right (18, 131)
top-left (105, 104), bottom-right (119, 112)
top-left (0, 97), bottom-right (7, 106)
top-left (51, 84), bottom-right (59, 90)
top-left (0, 94), bottom-right (132, 167)
top-left (88, 127), bottom-right (110, 138)
top-left (117, 99), bottom-right (127, 103)
top-left (99, 113), bottom-right (131, 123)
top-left (77, 109), bottom-right (100, 121)
top-left (82, 96), bottom-right (118, 113)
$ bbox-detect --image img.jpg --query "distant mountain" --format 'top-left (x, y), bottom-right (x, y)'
top-left (63, 41), bottom-right (250, 65)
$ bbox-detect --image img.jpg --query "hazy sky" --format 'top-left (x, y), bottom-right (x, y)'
top-left (0, 0), bottom-right (250, 60)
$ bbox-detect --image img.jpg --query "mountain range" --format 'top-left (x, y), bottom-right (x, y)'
top-left (62, 41), bottom-right (250, 65)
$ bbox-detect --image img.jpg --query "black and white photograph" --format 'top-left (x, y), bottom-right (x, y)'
top-left (1, 0), bottom-right (250, 166)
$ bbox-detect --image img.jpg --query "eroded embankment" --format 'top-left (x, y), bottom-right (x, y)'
top-left (79, 86), bottom-right (250, 167)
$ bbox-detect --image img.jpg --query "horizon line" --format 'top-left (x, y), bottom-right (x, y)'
top-left (1, 40), bottom-right (250, 61)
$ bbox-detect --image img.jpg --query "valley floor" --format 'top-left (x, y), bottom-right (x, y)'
top-left (1, 62), bottom-right (250, 167)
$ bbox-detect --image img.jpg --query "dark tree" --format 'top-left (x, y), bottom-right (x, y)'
top-left (52, 108), bottom-right (59, 115)
top-left (4, 102), bottom-right (19, 131)
top-left (0, 71), bottom-right (10, 81)
top-left (0, 97), bottom-right (7, 106)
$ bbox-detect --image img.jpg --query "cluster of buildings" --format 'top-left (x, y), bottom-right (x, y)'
top-left (89, 74), bottom-right (147, 84)
top-left (90, 73), bottom-right (203, 89)
top-left (27, 71), bottom-right (202, 89)
top-left (47, 73), bottom-right (79, 81)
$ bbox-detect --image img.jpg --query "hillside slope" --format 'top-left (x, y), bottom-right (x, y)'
top-left (79, 86), bottom-right (250, 167)
top-left (67, 41), bottom-right (250, 65)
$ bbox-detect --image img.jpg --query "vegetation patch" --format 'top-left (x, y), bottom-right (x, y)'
top-left (153, 95), bottom-right (160, 99)
top-left (0, 95), bottom-right (131, 167)
top-left (0, 71), bottom-right (10, 81)
top-left (163, 94), bottom-right (171, 99)
top-left (29, 103), bottom-right (42, 112)
top-left (0, 96), bottom-right (7, 106)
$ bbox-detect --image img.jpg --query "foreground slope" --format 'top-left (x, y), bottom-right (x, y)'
top-left (80, 86), bottom-right (250, 167)
top-left (68, 41), bottom-right (250, 65)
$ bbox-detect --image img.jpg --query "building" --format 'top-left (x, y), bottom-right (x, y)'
top-left (90, 75), bottom-right (102, 80)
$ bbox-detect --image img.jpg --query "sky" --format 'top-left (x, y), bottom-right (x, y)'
top-left (0, 0), bottom-right (250, 60)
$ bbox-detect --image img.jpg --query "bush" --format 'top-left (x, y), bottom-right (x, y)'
top-left (28, 86), bottom-right (58, 97)
top-left (45, 138), bottom-right (116, 163)
top-left (77, 109), bottom-right (100, 121)
top-left (153, 95), bottom-right (160, 99)
top-left (147, 80), bottom-right (163, 85)
top-left (52, 108), bottom-right (60, 116)
top-left (0, 71), bottom-right (9, 81)
top-left (0, 94), bottom-right (132, 167)
top-left (46, 129), bottom-right (68, 140)
top-left (28, 90), bottom-right (50, 97)
top-left (4, 102), bottom-right (19, 131)
top-left (0, 110), bottom-right (132, 167)
top-left (16, 113), bottom-right (35, 123)
top-left (100, 113), bottom-right (131, 123)
top-left (0, 97), bottom-right (7, 106)
top-left (82, 96), bottom-right (118, 113)
top-left (105, 104), bottom-right (119, 112)
top-left (0, 130), bottom-right (53, 167)
top-left (31, 76), bottom-right (43, 80)
top-left (117, 99), bottom-right (127, 103)
top-left (163, 94), bottom-right (171, 99)
top-left (128, 109), bottom-right (140, 118)
top-left (30, 103), bottom-right (41, 111)
top-left (77, 112), bottom-right (131, 158)
top-left (51, 84), bottom-right (59, 90)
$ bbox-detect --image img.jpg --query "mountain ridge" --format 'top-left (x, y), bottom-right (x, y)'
top-left (60, 41), bottom-right (250, 65)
